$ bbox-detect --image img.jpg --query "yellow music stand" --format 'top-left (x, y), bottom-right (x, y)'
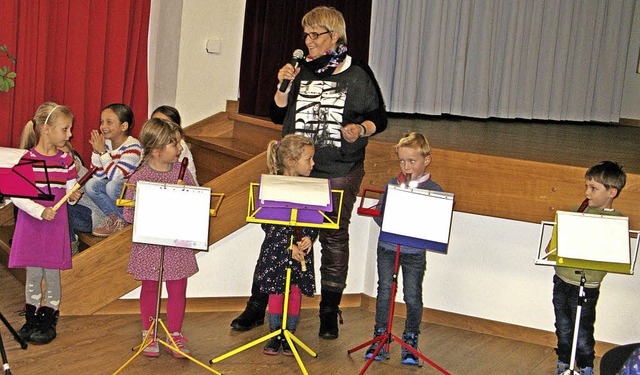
top-left (113, 182), bottom-right (224, 375)
top-left (210, 177), bottom-right (343, 375)
top-left (536, 211), bottom-right (640, 375)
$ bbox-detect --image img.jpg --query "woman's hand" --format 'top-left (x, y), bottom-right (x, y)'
top-left (277, 62), bottom-right (301, 90)
top-left (274, 62), bottom-right (301, 106)
top-left (89, 130), bottom-right (106, 154)
top-left (341, 123), bottom-right (363, 143)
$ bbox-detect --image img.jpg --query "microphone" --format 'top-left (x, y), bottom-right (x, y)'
top-left (177, 157), bottom-right (189, 184)
top-left (278, 49), bottom-right (305, 92)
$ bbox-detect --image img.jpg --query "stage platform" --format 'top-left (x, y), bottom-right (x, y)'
top-left (375, 115), bottom-right (640, 175)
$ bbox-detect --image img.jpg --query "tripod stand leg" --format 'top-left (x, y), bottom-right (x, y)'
top-left (1, 333), bottom-right (13, 375)
top-left (0, 313), bottom-right (27, 350)
top-left (284, 330), bottom-right (316, 357)
top-left (210, 330), bottom-right (280, 363)
top-left (565, 271), bottom-right (587, 375)
top-left (347, 244), bottom-right (450, 375)
top-left (392, 333), bottom-right (450, 373)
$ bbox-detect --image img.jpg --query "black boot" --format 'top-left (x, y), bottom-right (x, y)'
top-left (318, 289), bottom-right (343, 340)
top-left (30, 306), bottom-right (59, 344)
top-left (17, 304), bottom-right (38, 342)
top-left (230, 281), bottom-right (268, 331)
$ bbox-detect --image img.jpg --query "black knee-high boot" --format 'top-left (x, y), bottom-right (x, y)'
top-left (230, 278), bottom-right (269, 331)
top-left (319, 289), bottom-right (343, 339)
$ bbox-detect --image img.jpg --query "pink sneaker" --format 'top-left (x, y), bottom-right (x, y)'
top-left (141, 330), bottom-right (159, 357)
top-left (92, 214), bottom-right (117, 237)
top-left (166, 332), bottom-right (190, 359)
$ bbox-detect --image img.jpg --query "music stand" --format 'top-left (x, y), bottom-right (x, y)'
top-left (536, 211), bottom-right (640, 375)
top-left (0, 147), bottom-right (54, 202)
top-left (348, 185), bottom-right (453, 375)
top-left (113, 181), bottom-right (223, 375)
top-left (210, 175), bottom-right (343, 375)
top-left (0, 147), bottom-right (61, 375)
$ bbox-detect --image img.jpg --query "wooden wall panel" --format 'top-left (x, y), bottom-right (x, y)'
top-left (363, 140), bottom-right (640, 228)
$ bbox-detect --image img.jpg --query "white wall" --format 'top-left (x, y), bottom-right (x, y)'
top-left (148, 0), bottom-right (183, 114)
top-left (173, 0), bottom-right (245, 125)
top-left (122, 199), bottom-right (640, 345)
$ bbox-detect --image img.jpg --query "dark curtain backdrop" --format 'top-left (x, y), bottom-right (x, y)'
top-left (0, 0), bottom-right (150, 163)
top-left (239, 0), bottom-right (373, 117)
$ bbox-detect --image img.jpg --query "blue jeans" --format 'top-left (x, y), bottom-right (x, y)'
top-left (84, 177), bottom-right (124, 218)
top-left (553, 275), bottom-right (600, 368)
top-left (374, 246), bottom-right (426, 334)
top-left (67, 203), bottom-right (92, 242)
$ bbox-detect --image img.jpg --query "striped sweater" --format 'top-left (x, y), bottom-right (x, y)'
top-left (91, 136), bottom-right (142, 180)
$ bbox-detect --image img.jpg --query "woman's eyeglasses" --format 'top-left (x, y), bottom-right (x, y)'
top-left (303, 31), bottom-right (331, 40)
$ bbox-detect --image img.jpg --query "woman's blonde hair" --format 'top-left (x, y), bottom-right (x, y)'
top-left (395, 132), bottom-right (431, 157)
top-left (266, 134), bottom-right (314, 175)
top-left (19, 102), bottom-right (73, 149)
top-left (302, 6), bottom-right (347, 46)
top-left (138, 118), bottom-right (178, 165)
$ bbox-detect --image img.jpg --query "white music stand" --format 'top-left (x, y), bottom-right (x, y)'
top-left (536, 211), bottom-right (640, 375)
top-left (348, 185), bottom-right (453, 375)
top-left (113, 181), bottom-right (220, 375)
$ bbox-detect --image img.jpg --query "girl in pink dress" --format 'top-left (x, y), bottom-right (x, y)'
top-left (123, 118), bottom-right (198, 358)
top-left (10, 102), bottom-right (81, 344)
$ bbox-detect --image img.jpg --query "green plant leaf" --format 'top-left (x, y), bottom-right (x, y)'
top-left (7, 78), bottom-right (14, 88)
top-left (0, 45), bottom-right (7, 53)
top-left (7, 72), bottom-right (16, 78)
top-left (0, 79), bottom-right (9, 92)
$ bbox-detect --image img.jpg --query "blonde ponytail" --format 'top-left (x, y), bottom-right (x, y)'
top-left (19, 120), bottom-right (38, 149)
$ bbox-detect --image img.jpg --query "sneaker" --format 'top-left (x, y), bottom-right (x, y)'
top-left (263, 336), bottom-right (281, 355)
top-left (71, 234), bottom-right (79, 256)
top-left (92, 214), bottom-right (117, 237)
top-left (142, 330), bottom-right (159, 357)
top-left (365, 329), bottom-right (389, 360)
top-left (556, 360), bottom-right (570, 375)
top-left (166, 332), bottom-right (190, 359)
top-left (281, 337), bottom-right (294, 356)
top-left (579, 367), bottom-right (594, 375)
top-left (112, 218), bottom-right (129, 233)
top-left (401, 332), bottom-right (420, 365)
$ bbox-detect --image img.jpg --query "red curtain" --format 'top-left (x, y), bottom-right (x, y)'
top-left (0, 0), bottom-right (150, 163)
top-left (238, 0), bottom-right (372, 117)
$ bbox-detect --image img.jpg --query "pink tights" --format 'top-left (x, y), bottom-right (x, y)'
top-left (268, 285), bottom-right (302, 316)
top-left (140, 278), bottom-right (187, 333)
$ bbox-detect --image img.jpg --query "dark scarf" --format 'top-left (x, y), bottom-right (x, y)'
top-left (303, 44), bottom-right (348, 78)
